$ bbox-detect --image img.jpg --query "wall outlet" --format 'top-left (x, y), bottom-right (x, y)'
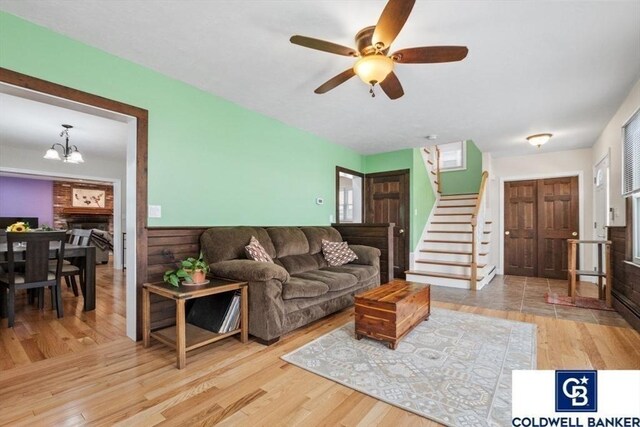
top-left (148, 205), bottom-right (162, 218)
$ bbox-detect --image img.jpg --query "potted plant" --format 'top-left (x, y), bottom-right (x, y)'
top-left (163, 252), bottom-right (210, 287)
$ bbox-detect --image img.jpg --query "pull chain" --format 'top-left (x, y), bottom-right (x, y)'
top-left (369, 84), bottom-right (376, 98)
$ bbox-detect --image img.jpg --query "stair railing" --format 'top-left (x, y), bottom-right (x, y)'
top-left (435, 146), bottom-right (441, 194)
top-left (470, 171), bottom-right (489, 290)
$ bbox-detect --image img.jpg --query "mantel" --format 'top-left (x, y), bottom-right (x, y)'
top-left (62, 207), bottom-right (112, 216)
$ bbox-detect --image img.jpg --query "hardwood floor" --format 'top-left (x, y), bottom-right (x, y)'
top-left (0, 261), bottom-right (126, 370)
top-left (1, 271), bottom-right (639, 426)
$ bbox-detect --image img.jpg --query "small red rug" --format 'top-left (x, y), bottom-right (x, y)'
top-left (544, 292), bottom-right (615, 311)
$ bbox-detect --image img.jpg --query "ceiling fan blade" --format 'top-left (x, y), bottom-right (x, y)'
top-left (372, 0), bottom-right (416, 49)
top-left (392, 46), bottom-right (469, 63)
top-left (290, 35), bottom-right (357, 57)
top-left (314, 68), bottom-right (356, 94)
top-left (380, 71), bottom-right (404, 100)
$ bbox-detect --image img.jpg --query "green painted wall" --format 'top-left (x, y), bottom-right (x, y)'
top-left (440, 140), bottom-right (483, 195)
top-left (0, 12), bottom-right (363, 226)
top-left (363, 149), bottom-right (436, 251)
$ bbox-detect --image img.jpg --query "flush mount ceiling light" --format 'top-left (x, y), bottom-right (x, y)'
top-left (526, 133), bottom-right (552, 148)
top-left (44, 124), bottom-right (84, 164)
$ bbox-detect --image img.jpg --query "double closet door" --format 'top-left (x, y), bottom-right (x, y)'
top-left (504, 176), bottom-right (579, 279)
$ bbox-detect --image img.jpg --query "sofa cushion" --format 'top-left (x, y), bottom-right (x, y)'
top-left (201, 227), bottom-right (275, 263)
top-left (292, 270), bottom-right (358, 292)
top-left (267, 227), bottom-right (309, 258)
top-left (321, 240), bottom-right (358, 266)
top-left (282, 277), bottom-right (329, 300)
top-left (321, 264), bottom-right (378, 282)
top-left (300, 227), bottom-right (342, 254)
top-left (245, 236), bottom-right (273, 263)
top-left (278, 253), bottom-right (325, 275)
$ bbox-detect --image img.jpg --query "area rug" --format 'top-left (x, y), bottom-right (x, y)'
top-left (282, 308), bottom-right (536, 427)
top-left (544, 292), bottom-right (615, 311)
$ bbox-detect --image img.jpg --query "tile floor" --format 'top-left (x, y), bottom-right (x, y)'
top-left (430, 274), bottom-right (631, 328)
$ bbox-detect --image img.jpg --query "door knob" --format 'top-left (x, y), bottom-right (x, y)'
top-left (572, 232), bottom-right (578, 236)
top-left (398, 229), bottom-right (405, 234)
top-left (505, 231), bottom-right (510, 236)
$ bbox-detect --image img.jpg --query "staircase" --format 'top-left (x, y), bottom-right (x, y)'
top-left (406, 149), bottom-right (496, 290)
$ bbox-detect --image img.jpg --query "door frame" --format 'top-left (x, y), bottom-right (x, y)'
top-left (0, 67), bottom-right (149, 340)
top-left (364, 169), bottom-right (410, 278)
top-left (498, 171), bottom-right (585, 276)
top-left (335, 166), bottom-right (365, 224)
top-left (593, 150), bottom-right (611, 236)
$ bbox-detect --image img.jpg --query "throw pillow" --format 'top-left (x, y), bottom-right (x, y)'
top-left (245, 236), bottom-right (274, 263)
top-left (321, 239), bottom-right (357, 267)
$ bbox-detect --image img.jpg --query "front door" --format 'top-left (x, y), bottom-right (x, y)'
top-left (504, 176), bottom-right (579, 278)
top-left (365, 170), bottom-right (410, 279)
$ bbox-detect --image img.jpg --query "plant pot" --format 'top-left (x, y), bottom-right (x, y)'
top-left (187, 269), bottom-right (207, 285)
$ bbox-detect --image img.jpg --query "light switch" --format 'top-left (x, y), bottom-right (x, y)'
top-left (148, 205), bottom-right (162, 218)
top-left (329, 214), bottom-right (335, 223)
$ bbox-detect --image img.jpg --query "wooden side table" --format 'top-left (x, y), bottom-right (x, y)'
top-left (142, 277), bottom-right (248, 369)
top-left (567, 239), bottom-right (612, 307)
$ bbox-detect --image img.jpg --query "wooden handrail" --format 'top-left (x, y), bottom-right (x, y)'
top-left (471, 171), bottom-right (489, 226)
top-left (469, 171), bottom-right (489, 290)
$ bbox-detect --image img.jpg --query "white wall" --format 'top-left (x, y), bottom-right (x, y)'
top-left (591, 78), bottom-right (640, 227)
top-left (488, 148), bottom-right (594, 274)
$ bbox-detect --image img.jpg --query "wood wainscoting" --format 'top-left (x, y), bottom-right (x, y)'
top-left (146, 224), bottom-right (395, 333)
top-left (332, 223), bottom-right (395, 284)
top-left (608, 199), bottom-right (640, 331)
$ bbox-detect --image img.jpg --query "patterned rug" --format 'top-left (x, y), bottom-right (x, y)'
top-left (282, 308), bottom-right (536, 427)
top-left (544, 292), bottom-right (615, 311)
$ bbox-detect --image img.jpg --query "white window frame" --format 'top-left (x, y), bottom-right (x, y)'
top-left (438, 141), bottom-right (467, 172)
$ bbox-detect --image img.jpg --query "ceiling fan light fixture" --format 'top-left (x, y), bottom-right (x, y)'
top-left (353, 54), bottom-right (394, 85)
top-left (526, 133), bottom-right (553, 147)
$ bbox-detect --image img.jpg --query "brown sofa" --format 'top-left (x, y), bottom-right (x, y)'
top-left (200, 226), bottom-right (381, 344)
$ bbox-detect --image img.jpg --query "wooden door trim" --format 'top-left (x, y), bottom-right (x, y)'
top-left (0, 67), bottom-right (149, 339)
top-left (499, 172), bottom-right (584, 275)
top-left (335, 166), bottom-right (364, 225)
top-left (364, 169), bottom-right (410, 278)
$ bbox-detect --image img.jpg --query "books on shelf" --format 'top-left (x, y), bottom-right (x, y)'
top-left (218, 290), bottom-right (241, 333)
top-left (185, 290), bottom-right (241, 334)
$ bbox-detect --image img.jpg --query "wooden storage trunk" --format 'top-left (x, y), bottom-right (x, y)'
top-left (354, 281), bottom-right (431, 349)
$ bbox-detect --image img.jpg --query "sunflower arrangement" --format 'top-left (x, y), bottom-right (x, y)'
top-left (6, 221), bottom-right (31, 232)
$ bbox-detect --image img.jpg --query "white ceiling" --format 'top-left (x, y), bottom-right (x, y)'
top-left (1, 1), bottom-right (639, 156)
top-left (0, 84), bottom-right (130, 160)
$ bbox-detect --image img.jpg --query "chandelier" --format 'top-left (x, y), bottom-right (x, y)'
top-left (44, 124), bottom-right (84, 163)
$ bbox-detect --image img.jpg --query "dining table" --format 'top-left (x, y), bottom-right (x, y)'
top-left (0, 242), bottom-right (96, 311)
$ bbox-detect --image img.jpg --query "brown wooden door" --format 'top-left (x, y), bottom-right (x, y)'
top-left (504, 176), bottom-right (579, 278)
top-left (537, 176), bottom-right (579, 279)
top-left (504, 180), bottom-right (538, 276)
top-left (365, 170), bottom-right (410, 279)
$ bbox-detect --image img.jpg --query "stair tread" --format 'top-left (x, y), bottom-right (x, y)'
top-left (415, 259), bottom-right (487, 268)
top-left (406, 270), bottom-right (485, 281)
top-left (428, 230), bottom-right (491, 234)
top-left (436, 205), bottom-right (475, 208)
top-left (424, 239), bottom-right (490, 244)
top-left (432, 221), bottom-right (492, 224)
top-left (434, 213), bottom-right (472, 216)
top-left (420, 249), bottom-right (489, 255)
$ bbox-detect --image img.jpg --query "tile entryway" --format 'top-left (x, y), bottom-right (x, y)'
top-left (431, 275), bottom-right (630, 328)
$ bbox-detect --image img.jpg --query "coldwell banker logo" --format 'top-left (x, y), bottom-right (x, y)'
top-left (555, 370), bottom-right (597, 412)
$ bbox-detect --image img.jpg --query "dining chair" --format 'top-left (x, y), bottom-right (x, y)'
top-left (51, 229), bottom-right (93, 297)
top-left (0, 231), bottom-right (66, 328)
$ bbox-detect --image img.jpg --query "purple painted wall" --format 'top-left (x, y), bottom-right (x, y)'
top-left (0, 176), bottom-right (54, 227)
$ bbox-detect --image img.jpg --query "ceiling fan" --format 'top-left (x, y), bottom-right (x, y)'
top-left (290, 0), bottom-right (468, 100)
